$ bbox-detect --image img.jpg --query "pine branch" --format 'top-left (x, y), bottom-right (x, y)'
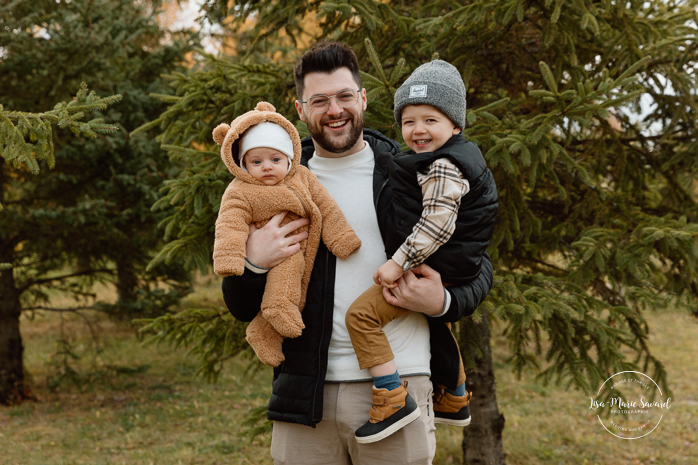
top-left (18, 269), bottom-right (114, 293)
top-left (0, 83), bottom-right (121, 209)
top-left (22, 305), bottom-right (100, 313)
top-left (136, 307), bottom-right (255, 384)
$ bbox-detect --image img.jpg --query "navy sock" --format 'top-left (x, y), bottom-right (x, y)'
top-left (446, 382), bottom-right (466, 397)
top-left (373, 371), bottom-right (401, 391)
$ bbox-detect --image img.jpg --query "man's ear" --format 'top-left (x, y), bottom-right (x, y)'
top-left (360, 88), bottom-right (368, 111)
top-left (295, 100), bottom-right (306, 123)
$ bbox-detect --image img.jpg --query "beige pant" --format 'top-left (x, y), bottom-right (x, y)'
top-left (346, 284), bottom-right (466, 386)
top-left (270, 375), bottom-right (436, 465)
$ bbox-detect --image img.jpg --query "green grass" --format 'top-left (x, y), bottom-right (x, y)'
top-left (494, 306), bottom-right (698, 465)
top-left (2, 276), bottom-right (697, 464)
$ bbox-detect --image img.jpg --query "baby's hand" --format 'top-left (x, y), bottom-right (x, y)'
top-left (373, 260), bottom-right (404, 289)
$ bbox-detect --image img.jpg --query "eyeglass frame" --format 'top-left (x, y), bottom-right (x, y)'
top-left (297, 88), bottom-right (364, 115)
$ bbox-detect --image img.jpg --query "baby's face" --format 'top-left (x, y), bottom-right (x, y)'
top-left (244, 147), bottom-right (289, 186)
top-left (401, 104), bottom-right (460, 153)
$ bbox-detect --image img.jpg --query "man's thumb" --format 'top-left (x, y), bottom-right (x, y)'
top-left (410, 264), bottom-right (435, 277)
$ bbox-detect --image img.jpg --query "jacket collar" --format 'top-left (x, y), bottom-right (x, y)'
top-left (398, 133), bottom-right (466, 171)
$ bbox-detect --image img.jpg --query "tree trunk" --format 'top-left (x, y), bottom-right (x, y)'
top-left (0, 158), bottom-right (29, 405)
top-left (0, 262), bottom-right (27, 405)
top-left (116, 257), bottom-right (138, 319)
top-left (462, 307), bottom-right (506, 465)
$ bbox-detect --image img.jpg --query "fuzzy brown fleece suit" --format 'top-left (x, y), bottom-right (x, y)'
top-left (212, 102), bottom-right (362, 367)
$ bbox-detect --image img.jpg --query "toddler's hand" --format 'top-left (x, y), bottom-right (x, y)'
top-left (373, 260), bottom-right (404, 288)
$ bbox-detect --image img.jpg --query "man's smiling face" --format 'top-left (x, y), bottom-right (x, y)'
top-left (295, 67), bottom-right (367, 158)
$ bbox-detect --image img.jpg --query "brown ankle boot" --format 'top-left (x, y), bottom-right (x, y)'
top-left (355, 380), bottom-right (421, 444)
top-left (433, 385), bottom-right (472, 426)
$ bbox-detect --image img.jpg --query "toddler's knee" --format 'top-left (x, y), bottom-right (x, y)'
top-left (346, 301), bottom-right (378, 333)
top-left (345, 304), bottom-right (364, 333)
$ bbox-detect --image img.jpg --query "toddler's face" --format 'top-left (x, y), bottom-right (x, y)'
top-left (244, 147), bottom-right (289, 185)
top-left (401, 105), bottom-right (460, 153)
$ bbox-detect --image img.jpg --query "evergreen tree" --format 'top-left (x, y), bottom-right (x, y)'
top-left (140, 1), bottom-right (698, 462)
top-left (0, 0), bottom-right (197, 404)
top-left (1, 83), bottom-right (122, 403)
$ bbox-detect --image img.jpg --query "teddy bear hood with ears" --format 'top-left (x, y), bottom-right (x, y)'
top-left (212, 101), bottom-right (303, 184)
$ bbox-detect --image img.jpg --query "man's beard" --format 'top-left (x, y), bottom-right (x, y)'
top-left (306, 110), bottom-right (364, 154)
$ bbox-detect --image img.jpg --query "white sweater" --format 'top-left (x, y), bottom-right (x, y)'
top-left (308, 142), bottom-right (431, 382)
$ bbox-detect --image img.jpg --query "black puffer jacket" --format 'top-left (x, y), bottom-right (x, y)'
top-left (386, 134), bottom-right (498, 285)
top-left (222, 129), bottom-right (494, 427)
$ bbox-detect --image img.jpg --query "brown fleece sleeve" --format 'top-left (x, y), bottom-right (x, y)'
top-left (306, 171), bottom-right (361, 260)
top-left (213, 182), bottom-right (253, 276)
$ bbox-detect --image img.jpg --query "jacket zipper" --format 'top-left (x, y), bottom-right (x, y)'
top-left (312, 250), bottom-right (330, 425)
top-left (287, 182), bottom-right (321, 424)
top-left (374, 177), bottom-right (389, 211)
top-left (287, 185), bottom-right (312, 219)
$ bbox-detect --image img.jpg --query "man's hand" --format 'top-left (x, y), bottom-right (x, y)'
top-left (382, 263), bottom-right (445, 316)
top-left (246, 212), bottom-right (309, 269)
top-left (373, 259), bottom-right (404, 288)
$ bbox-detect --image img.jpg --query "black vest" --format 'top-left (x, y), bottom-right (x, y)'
top-left (385, 134), bottom-right (498, 284)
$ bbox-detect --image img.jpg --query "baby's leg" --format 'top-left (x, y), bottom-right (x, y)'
top-left (346, 284), bottom-right (409, 371)
top-left (246, 314), bottom-right (285, 367)
top-left (261, 251), bottom-right (305, 338)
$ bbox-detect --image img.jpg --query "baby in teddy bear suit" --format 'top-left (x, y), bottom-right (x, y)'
top-left (212, 101), bottom-right (361, 367)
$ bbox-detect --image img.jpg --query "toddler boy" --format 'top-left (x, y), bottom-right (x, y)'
top-left (347, 60), bottom-right (498, 444)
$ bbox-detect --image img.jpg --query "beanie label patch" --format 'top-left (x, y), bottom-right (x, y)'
top-left (409, 85), bottom-right (427, 98)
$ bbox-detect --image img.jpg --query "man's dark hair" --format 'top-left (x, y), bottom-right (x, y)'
top-left (293, 41), bottom-right (362, 99)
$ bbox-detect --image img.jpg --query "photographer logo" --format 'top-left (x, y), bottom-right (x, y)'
top-left (589, 371), bottom-right (671, 439)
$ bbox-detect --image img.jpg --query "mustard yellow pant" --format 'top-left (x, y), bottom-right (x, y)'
top-left (346, 284), bottom-right (466, 386)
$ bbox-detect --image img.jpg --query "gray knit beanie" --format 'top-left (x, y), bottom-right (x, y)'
top-left (394, 60), bottom-right (466, 129)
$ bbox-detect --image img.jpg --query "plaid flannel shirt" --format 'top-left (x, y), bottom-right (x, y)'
top-left (391, 158), bottom-right (470, 271)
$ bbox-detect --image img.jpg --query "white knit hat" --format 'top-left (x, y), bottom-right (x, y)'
top-left (239, 122), bottom-right (295, 173)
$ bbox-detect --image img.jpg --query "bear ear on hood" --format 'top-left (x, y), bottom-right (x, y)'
top-left (212, 123), bottom-right (231, 145)
top-left (255, 101), bottom-right (275, 112)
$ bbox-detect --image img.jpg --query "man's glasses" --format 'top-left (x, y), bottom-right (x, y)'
top-left (298, 89), bottom-right (362, 115)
